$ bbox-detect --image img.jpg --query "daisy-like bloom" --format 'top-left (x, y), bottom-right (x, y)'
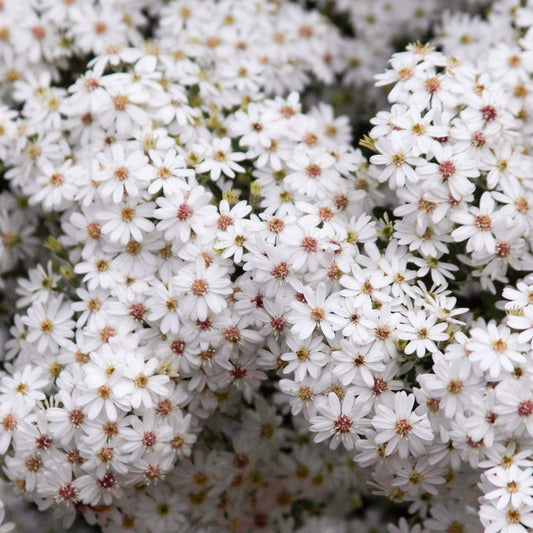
top-left (121, 411), bottom-right (173, 461)
top-left (15, 261), bottom-right (60, 308)
top-left (484, 464), bottom-right (533, 511)
top-left (95, 80), bottom-right (151, 136)
top-left (424, 502), bottom-right (482, 533)
top-left (97, 199), bottom-right (155, 245)
top-left (0, 365), bottom-right (48, 408)
top-left (392, 457), bottom-right (445, 497)
top-left (65, 210), bottom-right (103, 260)
top-left (309, 390), bottom-right (371, 450)
top-left (136, 485), bottom-right (188, 533)
top-left (474, 222), bottom-right (531, 287)
top-left (22, 296), bottom-right (75, 354)
top-left (147, 148), bottom-right (194, 196)
top-left (37, 461), bottom-right (78, 511)
top-left (495, 380), bottom-right (533, 437)
top-left (418, 356), bottom-right (484, 418)
top-left (129, 450), bottom-right (176, 487)
top-left (168, 411), bottom-right (197, 459)
top-left (281, 334), bottom-right (328, 382)
top-left (172, 259), bottom-right (232, 321)
top-left (372, 391), bottom-right (433, 459)
top-left (285, 146), bottom-right (341, 199)
top-left (45, 388), bottom-right (86, 447)
top-left (77, 368), bottom-right (125, 422)
top-left (154, 185), bottom-right (217, 243)
top-left (195, 137), bottom-right (246, 181)
top-left (229, 103), bottom-right (276, 149)
top-left (479, 501), bottom-right (533, 533)
top-left (463, 389), bottom-right (500, 447)
top-left (215, 218), bottom-right (249, 263)
top-left (94, 142), bottom-right (153, 203)
top-left (502, 280), bottom-right (533, 314)
top-left (114, 353), bottom-right (170, 410)
top-left (389, 105), bottom-right (448, 156)
top-left (370, 131), bottom-right (426, 189)
top-left (417, 143), bottom-right (479, 198)
top-left (0, 400), bottom-right (33, 455)
top-left (331, 340), bottom-right (386, 386)
top-left (72, 470), bottom-right (123, 506)
top-left (337, 297), bottom-right (378, 343)
top-left (339, 265), bottom-right (393, 308)
top-left (279, 220), bottom-right (335, 273)
top-left (154, 82), bottom-right (197, 125)
top-left (279, 376), bottom-right (326, 417)
top-left (287, 282), bottom-right (344, 340)
top-left (30, 159), bottom-right (79, 212)
top-left (480, 444), bottom-right (533, 473)
top-left (451, 191), bottom-right (501, 254)
top-left (146, 280), bottom-right (181, 335)
top-left (482, 141), bottom-right (524, 190)
top-left (74, 252), bottom-right (124, 291)
top-left (466, 321), bottom-right (527, 379)
top-left (393, 215), bottom-right (452, 258)
top-left (410, 254), bottom-right (459, 287)
top-left (78, 437), bottom-right (130, 478)
top-left (397, 310), bottom-right (449, 358)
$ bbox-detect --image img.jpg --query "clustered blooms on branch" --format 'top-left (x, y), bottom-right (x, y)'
top-left (365, 2), bottom-right (533, 532)
top-left (0, 0), bottom-right (378, 531)
top-left (3, 0), bottom-right (533, 532)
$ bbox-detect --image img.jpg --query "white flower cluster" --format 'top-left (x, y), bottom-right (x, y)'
top-left (0, 0), bottom-right (386, 531)
top-left (2, 0), bottom-right (533, 532)
top-left (365, 2), bottom-right (533, 532)
top-left (301, 0), bottom-right (494, 87)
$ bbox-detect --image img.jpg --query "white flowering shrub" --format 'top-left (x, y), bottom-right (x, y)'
top-left (363, 3), bottom-right (533, 532)
top-left (2, 0), bottom-right (533, 532)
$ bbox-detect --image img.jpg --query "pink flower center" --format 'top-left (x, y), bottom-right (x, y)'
top-left (87, 222), bottom-right (101, 239)
top-left (177, 203), bottom-right (193, 221)
top-left (394, 418), bottom-right (413, 437)
top-left (310, 307), bottom-right (325, 322)
top-left (217, 214), bottom-right (233, 230)
top-left (495, 241), bottom-right (511, 258)
top-left (58, 483), bottom-right (77, 501)
top-left (35, 434), bottom-right (52, 450)
top-left (231, 365), bottom-right (247, 379)
top-left (170, 339), bottom-right (185, 355)
top-left (128, 303), bottom-right (147, 321)
top-left (518, 400), bottom-right (533, 418)
top-left (372, 378), bottom-right (387, 395)
top-left (301, 236), bottom-right (318, 252)
top-left (25, 455), bottom-right (42, 472)
top-left (424, 77), bottom-right (441, 94)
top-left (191, 279), bottom-right (209, 296)
top-left (142, 432), bottom-right (157, 448)
top-left (224, 326), bottom-right (241, 343)
top-left (298, 386), bottom-right (314, 402)
top-left (98, 473), bottom-right (116, 489)
top-left (438, 160), bottom-right (456, 179)
top-left (271, 262), bottom-right (289, 279)
top-left (68, 409), bottom-right (85, 427)
top-left (480, 105), bottom-right (497, 122)
top-left (474, 214), bottom-right (492, 231)
top-left (471, 131), bottom-right (486, 147)
top-left (305, 164), bottom-right (322, 178)
top-left (270, 316), bottom-right (285, 333)
top-left (334, 414), bottom-right (353, 434)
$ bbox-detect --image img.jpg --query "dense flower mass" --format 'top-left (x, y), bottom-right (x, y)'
top-left (3, 0), bottom-right (533, 532)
